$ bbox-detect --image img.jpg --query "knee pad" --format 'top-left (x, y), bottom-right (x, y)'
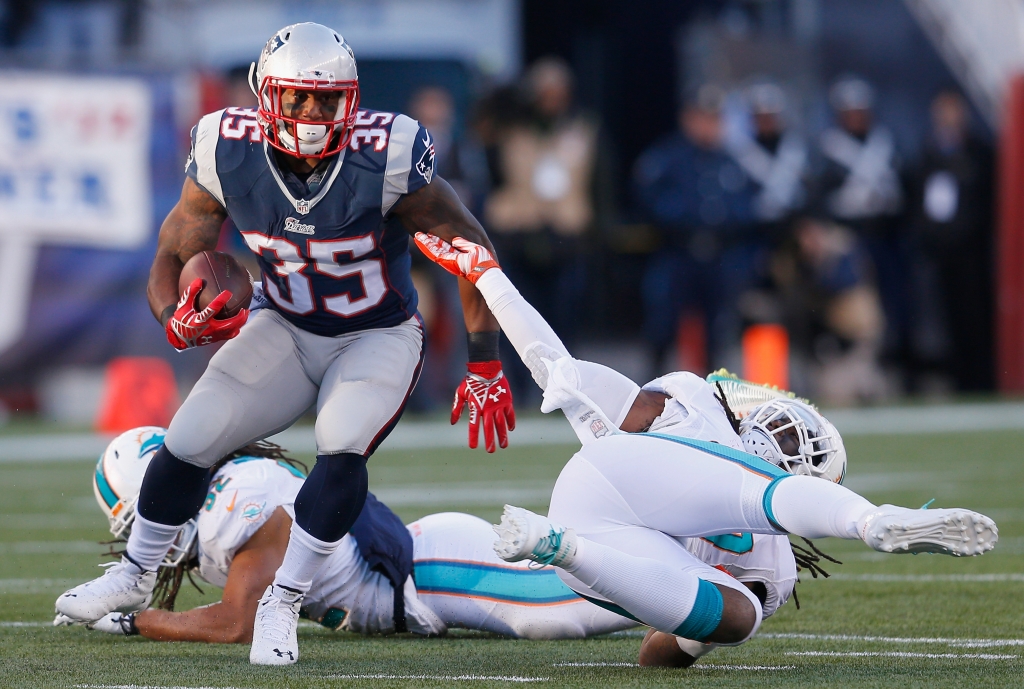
top-left (293, 453), bottom-right (369, 543)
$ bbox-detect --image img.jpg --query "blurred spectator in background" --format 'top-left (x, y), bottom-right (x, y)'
top-left (909, 90), bottom-right (994, 392)
top-left (483, 57), bottom-right (600, 401)
top-left (225, 64), bottom-right (258, 108)
top-left (727, 82), bottom-right (809, 231)
top-left (634, 85), bottom-right (757, 377)
top-left (769, 216), bottom-right (887, 405)
top-left (817, 75), bottom-right (909, 375)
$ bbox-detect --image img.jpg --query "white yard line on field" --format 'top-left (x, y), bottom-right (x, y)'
top-left (827, 573), bottom-right (1024, 583)
top-left (0, 540), bottom-right (102, 554)
top-left (76, 686), bottom-right (250, 689)
top-left (761, 633), bottom-right (1024, 648)
top-left (325, 675), bottom-right (548, 683)
top-left (6, 400), bottom-right (1024, 462)
top-left (0, 621), bottom-right (50, 627)
top-left (787, 651), bottom-right (1018, 660)
top-left (0, 578), bottom-right (78, 594)
top-left (553, 663), bottom-right (793, 670)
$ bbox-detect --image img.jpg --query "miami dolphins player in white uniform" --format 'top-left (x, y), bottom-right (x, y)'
top-left (55, 22), bottom-right (520, 666)
top-left (413, 231), bottom-right (998, 667)
top-left (55, 428), bottom-right (634, 642)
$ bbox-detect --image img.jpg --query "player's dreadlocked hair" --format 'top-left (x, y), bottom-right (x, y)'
top-left (712, 381), bottom-right (842, 609)
top-left (787, 536), bottom-right (842, 609)
top-left (714, 381), bottom-right (743, 435)
top-left (102, 440), bottom-right (308, 611)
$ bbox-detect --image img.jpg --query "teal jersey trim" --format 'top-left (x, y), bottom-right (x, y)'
top-left (414, 560), bottom-right (580, 605)
top-left (640, 431), bottom-right (793, 532)
top-left (761, 475), bottom-right (790, 532)
top-left (94, 459), bottom-right (118, 509)
top-left (639, 432), bottom-right (788, 480)
top-left (673, 578), bottom-right (723, 641)
top-left (702, 532), bottom-right (754, 554)
top-left (578, 594), bottom-right (641, 624)
top-left (228, 456), bottom-right (307, 478)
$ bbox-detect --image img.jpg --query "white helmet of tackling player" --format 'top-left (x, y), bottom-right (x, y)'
top-left (93, 427), bottom-right (198, 568)
top-left (739, 398), bottom-right (847, 483)
top-left (251, 22), bottom-right (360, 158)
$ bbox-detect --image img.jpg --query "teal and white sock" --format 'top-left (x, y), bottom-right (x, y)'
top-left (769, 475), bottom-right (877, 540)
top-left (564, 537), bottom-right (722, 640)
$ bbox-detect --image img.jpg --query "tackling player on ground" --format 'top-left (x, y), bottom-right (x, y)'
top-left (56, 428), bottom-right (634, 643)
top-left (55, 22), bottom-right (516, 666)
top-left (413, 231), bottom-right (998, 667)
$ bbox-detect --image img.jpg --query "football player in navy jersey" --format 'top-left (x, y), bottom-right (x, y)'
top-left (55, 22), bottom-right (515, 666)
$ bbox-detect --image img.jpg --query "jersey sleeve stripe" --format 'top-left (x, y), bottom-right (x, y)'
top-left (381, 114), bottom-right (420, 215)
top-left (194, 109), bottom-right (227, 207)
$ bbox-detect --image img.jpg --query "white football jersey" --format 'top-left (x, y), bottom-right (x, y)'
top-left (194, 457), bottom-right (439, 635)
top-left (642, 371), bottom-right (745, 451)
top-left (682, 533), bottom-right (797, 618)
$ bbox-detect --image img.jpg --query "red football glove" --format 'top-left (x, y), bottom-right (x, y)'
top-left (452, 360), bottom-right (516, 452)
top-left (165, 278), bottom-right (249, 350)
top-left (414, 233), bottom-right (499, 284)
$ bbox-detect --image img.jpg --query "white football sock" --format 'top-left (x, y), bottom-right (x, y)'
top-left (125, 514), bottom-right (182, 571)
top-left (563, 537), bottom-right (721, 639)
top-left (273, 521), bottom-right (342, 594)
top-left (769, 475), bottom-right (877, 540)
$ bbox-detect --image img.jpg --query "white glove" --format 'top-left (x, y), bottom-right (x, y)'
top-left (53, 613), bottom-right (81, 627)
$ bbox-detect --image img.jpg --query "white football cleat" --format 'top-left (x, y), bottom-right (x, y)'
top-left (860, 505), bottom-right (998, 556)
top-left (54, 557), bottom-right (156, 622)
top-left (493, 505), bottom-right (578, 567)
top-left (250, 585), bottom-right (302, 665)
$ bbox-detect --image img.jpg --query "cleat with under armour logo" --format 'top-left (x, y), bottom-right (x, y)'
top-left (250, 584), bottom-right (302, 665)
top-left (55, 556), bottom-right (156, 623)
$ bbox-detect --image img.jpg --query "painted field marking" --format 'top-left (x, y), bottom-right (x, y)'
top-left (0, 578), bottom-right (79, 594)
top-left (0, 621), bottom-right (50, 627)
top-left (75, 686), bottom-right (250, 689)
top-left (0, 540), bottom-right (101, 554)
top-left (554, 663), bottom-right (636, 667)
top-left (787, 651), bottom-right (1018, 660)
top-left (553, 663), bottom-right (793, 670)
top-left (761, 633), bottom-right (1024, 648)
top-left (326, 675), bottom-right (548, 683)
top-left (827, 573), bottom-right (1024, 583)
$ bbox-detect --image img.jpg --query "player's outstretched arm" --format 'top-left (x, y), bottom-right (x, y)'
top-left (133, 507), bottom-right (290, 643)
top-left (394, 178), bottom-right (514, 452)
top-left (415, 232), bottom-right (652, 437)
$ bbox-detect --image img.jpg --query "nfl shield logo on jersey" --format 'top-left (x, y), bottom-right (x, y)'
top-left (295, 198), bottom-right (311, 215)
top-left (416, 133), bottom-right (435, 184)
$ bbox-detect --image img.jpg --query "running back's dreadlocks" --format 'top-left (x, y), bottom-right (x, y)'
top-left (713, 381), bottom-right (842, 609)
top-left (102, 440), bottom-right (308, 611)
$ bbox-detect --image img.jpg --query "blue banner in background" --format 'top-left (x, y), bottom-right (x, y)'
top-left (0, 74), bottom-right (212, 397)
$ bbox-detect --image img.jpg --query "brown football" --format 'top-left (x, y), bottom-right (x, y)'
top-left (178, 251), bottom-right (253, 318)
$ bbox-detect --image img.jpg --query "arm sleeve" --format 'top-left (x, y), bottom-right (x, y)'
top-left (473, 268), bottom-right (641, 442)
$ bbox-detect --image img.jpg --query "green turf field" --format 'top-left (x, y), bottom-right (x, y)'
top-left (2, 427), bottom-right (1022, 688)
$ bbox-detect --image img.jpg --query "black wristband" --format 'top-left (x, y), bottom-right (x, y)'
top-left (159, 304), bottom-right (176, 328)
top-left (467, 331), bottom-right (500, 362)
top-left (121, 612), bottom-right (140, 636)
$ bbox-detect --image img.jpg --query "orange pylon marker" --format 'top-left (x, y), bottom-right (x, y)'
top-left (96, 357), bottom-right (180, 433)
top-left (742, 324), bottom-right (789, 389)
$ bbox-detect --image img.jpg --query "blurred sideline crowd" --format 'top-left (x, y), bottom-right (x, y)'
top-left (222, 60), bottom-right (995, 410)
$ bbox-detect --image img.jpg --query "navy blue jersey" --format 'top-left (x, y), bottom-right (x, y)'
top-left (185, 107), bottom-right (435, 336)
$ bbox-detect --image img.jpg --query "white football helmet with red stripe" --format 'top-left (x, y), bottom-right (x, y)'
top-left (251, 22), bottom-right (360, 158)
top-left (93, 427), bottom-right (198, 568)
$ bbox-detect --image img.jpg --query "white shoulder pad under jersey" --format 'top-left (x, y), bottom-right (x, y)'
top-left (684, 533), bottom-right (797, 618)
top-left (642, 372), bottom-right (744, 450)
top-left (194, 457), bottom-right (305, 588)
